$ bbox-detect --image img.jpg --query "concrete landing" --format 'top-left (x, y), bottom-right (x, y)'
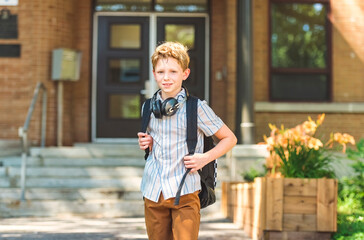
top-left (0, 215), bottom-right (252, 240)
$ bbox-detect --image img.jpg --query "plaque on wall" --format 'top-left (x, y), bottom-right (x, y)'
top-left (0, 44), bottom-right (20, 57)
top-left (0, 8), bottom-right (18, 39)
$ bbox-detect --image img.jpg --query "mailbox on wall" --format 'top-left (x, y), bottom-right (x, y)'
top-left (52, 48), bottom-right (82, 81)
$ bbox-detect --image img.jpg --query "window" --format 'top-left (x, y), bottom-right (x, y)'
top-left (270, 1), bottom-right (331, 101)
top-left (95, 0), bottom-right (208, 13)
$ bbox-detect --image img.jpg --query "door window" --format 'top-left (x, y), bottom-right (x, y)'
top-left (109, 94), bottom-right (141, 119)
top-left (165, 24), bottom-right (195, 49)
top-left (155, 0), bottom-right (208, 12)
top-left (108, 59), bottom-right (141, 83)
top-left (95, 0), bottom-right (152, 12)
top-left (110, 24), bottom-right (141, 49)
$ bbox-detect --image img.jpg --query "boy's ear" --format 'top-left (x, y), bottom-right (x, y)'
top-left (183, 68), bottom-right (190, 80)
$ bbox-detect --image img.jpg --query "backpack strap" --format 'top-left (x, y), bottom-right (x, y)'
top-left (141, 99), bottom-right (152, 160)
top-left (186, 96), bottom-right (198, 155)
top-left (174, 96), bottom-right (198, 205)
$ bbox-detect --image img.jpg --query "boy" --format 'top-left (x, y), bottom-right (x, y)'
top-left (137, 42), bottom-right (237, 240)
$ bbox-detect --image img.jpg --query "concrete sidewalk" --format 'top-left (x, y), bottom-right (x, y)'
top-left (0, 215), bottom-right (252, 240)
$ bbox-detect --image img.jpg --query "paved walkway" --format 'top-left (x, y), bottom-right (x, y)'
top-left (0, 215), bottom-right (252, 240)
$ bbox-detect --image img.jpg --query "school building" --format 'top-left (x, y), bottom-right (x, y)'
top-left (0, 0), bottom-right (363, 147)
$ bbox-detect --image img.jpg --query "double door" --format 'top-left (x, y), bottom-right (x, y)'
top-left (95, 15), bottom-right (207, 139)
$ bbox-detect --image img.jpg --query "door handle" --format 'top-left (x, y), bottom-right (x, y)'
top-left (141, 80), bottom-right (151, 98)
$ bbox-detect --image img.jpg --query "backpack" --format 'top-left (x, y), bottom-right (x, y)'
top-left (141, 96), bottom-right (217, 209)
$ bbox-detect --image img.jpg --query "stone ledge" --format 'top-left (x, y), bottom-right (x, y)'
top-left (255, 102), bottom-right (364, 113)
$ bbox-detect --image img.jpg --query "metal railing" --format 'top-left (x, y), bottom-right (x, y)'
top-left (18, 82), bottom-right (47, 201)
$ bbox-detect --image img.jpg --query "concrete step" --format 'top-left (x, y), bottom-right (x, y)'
top-left (0, 139), bottom-right (21, 157)
top-left (0, 156), bottom-right (146, 167)
top-left (0, 176), bottom-right (142, 189)
top-left (31, 144), bottom-right (144, 158)
top-left (4, 166), bottom-right (144, 178)
top-left (0, 188), bottom-right (143, 201)
top-left (0, 199), bottom-right (145, 218)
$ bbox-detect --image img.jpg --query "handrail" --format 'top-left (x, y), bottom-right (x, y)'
top-left (18, 82), bottom-right (47, 201)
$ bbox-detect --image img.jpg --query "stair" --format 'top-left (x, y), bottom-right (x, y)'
top-left (0, 143), bottom-right (229, 218)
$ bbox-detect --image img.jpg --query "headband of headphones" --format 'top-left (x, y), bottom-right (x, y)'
top-left (151, 86), bottom-right (189, 119)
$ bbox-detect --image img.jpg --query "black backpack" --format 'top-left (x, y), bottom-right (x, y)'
top-left (141, 96), bottom-right (217, 209)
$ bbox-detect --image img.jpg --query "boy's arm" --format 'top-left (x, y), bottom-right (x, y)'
top-left (183, 124), bottom-right (237, 173)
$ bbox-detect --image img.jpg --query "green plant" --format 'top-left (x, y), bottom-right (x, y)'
top-left (332, 138), bottom-right (364, 240)
top-left (339, 139), bottom-right (364, 211)
top-left (333, 213), bottom-right (364, 240)
top-left (263, 114), bottom-right (355, 178)
top-left (242, 166), bottom-right (266, 182)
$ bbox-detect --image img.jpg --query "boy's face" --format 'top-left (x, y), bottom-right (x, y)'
top-left (153, 57), bottom-right (190, 99)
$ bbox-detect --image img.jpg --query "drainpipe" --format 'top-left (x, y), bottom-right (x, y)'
top-left (236, 0), bottom-right (255, 144)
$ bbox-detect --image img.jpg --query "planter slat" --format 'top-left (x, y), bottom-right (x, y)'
top-left (284, 178), bottom-right (317, 196)
top-left (317, 178), bottom-right (337, 232)
top-left (266, 177), bottom-right (283, 230)
top-left (284, 196), bottom-right (316, 214)
top-left (264, 231), bottom-right (331, 240)
top-left (283, 213), bottom-right (316, 231)
top-left (253, 177), bottom-right (266, 235)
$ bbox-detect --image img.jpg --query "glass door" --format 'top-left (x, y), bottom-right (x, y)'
top-left (157, 17), bottom-right (206, 99)
top-left (96, 16), bottom-right (149, 138)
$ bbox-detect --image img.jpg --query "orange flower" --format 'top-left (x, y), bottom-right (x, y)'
top-left (332, 133), bottom-right (356, 152)
top-left (302, 120), bottom-right (317, 134)
top-left (316, 113), bottom-right (325, 126)
top-left (307, 137), bottom-right (323, 150)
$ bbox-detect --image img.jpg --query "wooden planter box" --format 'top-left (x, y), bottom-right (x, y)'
top-left (222, 177), bottom-right (338, 240)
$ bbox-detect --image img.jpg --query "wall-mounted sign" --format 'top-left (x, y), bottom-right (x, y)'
top-left (0, 9), bottom-right (18, 38)
top-left (0, 0), bottom-right (18, 6)
top-left (0, 44), bottom-right (21, 57)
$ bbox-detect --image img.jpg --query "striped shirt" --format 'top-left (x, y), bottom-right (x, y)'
top-left (140, 88), bottom-right (224, 202)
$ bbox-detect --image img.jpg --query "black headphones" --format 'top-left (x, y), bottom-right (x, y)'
top-left (151, 86), bottom-right (189, 119)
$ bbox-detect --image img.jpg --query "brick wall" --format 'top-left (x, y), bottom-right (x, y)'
top-left (253, 0), bottom-right (269, 102)
top-left (210, 0), bottom-right (227, 120)
top-left (210, 0), bottom-right (237, 131)
top-left (331, 0), bottom-right (364, 102)
top-left (253, 0), bottom-right (364, 143)
top-left (0, 0), bottom-right (91, 146)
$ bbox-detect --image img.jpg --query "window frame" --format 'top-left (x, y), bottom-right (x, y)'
top-left (268, 0), bottom-right (332, 102)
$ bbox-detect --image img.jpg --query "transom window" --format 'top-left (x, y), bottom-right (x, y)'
top-left (95, 0), bottom-right (208, 13)
top-left (269, 1), bottom-right (331, 102)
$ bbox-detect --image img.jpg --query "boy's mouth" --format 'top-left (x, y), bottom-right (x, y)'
top-left (163, 83), bottom-right (172, 88)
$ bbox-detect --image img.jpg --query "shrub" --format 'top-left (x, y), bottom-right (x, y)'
top-left (333, 138), bottom-right (364, 240)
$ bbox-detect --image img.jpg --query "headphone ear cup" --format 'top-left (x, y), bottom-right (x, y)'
top-left (161, 98), bottom-right (178, 117)
top-left (152, 99), bottom-right (162, 119)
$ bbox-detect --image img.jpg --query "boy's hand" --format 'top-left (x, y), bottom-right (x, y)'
top-left (137, 132), bottom-right (153, 151)
top-left (183, 153), bottom-right (209, 173)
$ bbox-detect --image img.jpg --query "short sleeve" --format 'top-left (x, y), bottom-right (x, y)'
top-left (197, 100), bottom-right (224, 136)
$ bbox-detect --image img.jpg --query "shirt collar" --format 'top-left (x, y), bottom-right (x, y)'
top-left (157, 88), bottom-right (187, 103)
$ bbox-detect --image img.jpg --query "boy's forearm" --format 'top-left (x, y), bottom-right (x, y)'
top-left (205, 135), bottom-right (237, 163)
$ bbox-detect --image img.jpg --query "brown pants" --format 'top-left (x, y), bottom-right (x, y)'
top-left (144, 191), bottom-right (201, 240)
